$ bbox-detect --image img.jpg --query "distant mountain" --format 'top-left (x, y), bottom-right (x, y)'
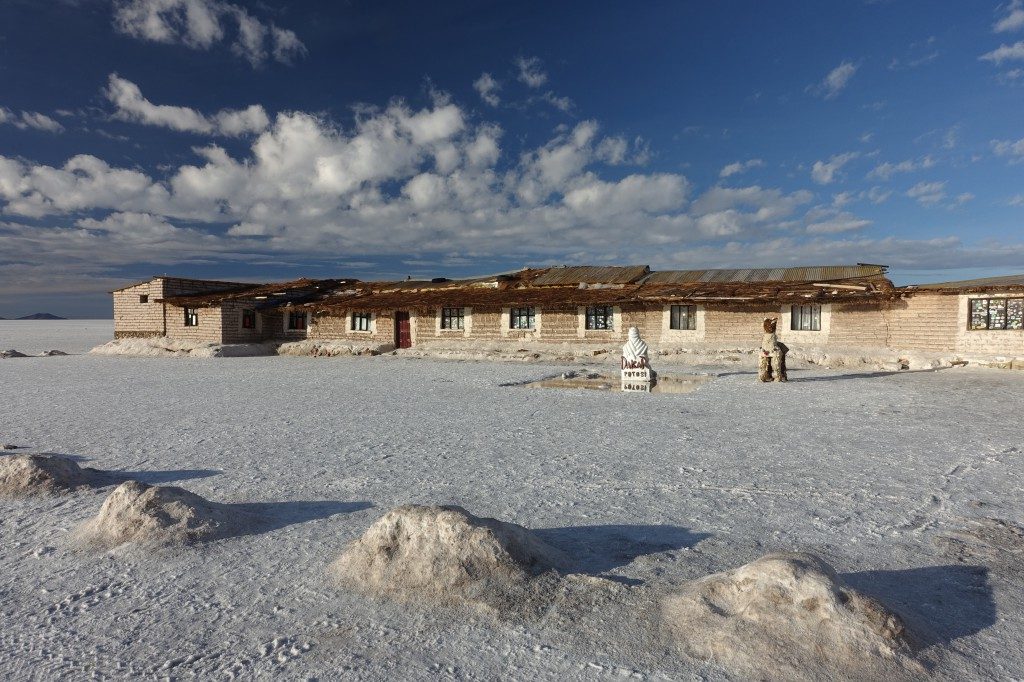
top-left (16, 313), bottom-right (67, 320)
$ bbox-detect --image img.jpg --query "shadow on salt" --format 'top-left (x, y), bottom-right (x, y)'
top-left (508, 371), bottom-right (714, 395)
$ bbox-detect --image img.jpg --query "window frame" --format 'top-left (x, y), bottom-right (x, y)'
top-left (183, 307), bottom-right (199, 327)
top-left (139, 294), bottom-right (149, 304)
top-left (790, 304), bottom-right (822, 332)
top-left (440, 307), bottom-right (465, 331)
top-left (286, 310), bottom-right (307, 331)
top-left (241, 309), bottom-right (257, 330)
top-left (351, 311), bottom-right (372, 332)
top-left (584, 305), bottom-right (614, 331)
top-left (969, 297), bottom-right (1024, 330)
top-left (509, 306), bottom-right (536, 330)
top-left (669, 304), bottom-right (697, 331)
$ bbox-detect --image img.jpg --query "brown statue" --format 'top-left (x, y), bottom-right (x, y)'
top-left (758, 317), bottom-right (788, 382)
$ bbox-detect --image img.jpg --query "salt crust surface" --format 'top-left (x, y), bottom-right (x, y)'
top-left (1, 322), bottom-right (1023, 679)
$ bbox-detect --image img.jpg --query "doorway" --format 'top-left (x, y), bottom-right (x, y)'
top-left (395, 311), bottom-right (412, 348)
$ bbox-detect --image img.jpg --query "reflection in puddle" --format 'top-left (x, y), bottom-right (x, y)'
top-left (520, 372), bottom-right (713, 394)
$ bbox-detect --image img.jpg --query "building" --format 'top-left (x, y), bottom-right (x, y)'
top-left (108, 265), bottom-right (1024, 363)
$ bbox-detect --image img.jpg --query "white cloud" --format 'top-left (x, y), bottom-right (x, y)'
top-left (980, 41), bottom-right (1024, 64)
top-left (811, 61), bottom-right (858, 100)
top-left (865, 186), bottom-right (892, 204)
top-left (951, 192), bottom-right (975, 207)
top-left (515, 56), bottom-right (548, 88)
top-left (992, 136), bottom-right (1024, 161)
top-left (541, 92), bottom-right (573, 113)
top-left (105, 74), bottom-right (269, 136)
top-left (719, 159), bottom-right (764, 178)
top-left (473, 73), bottom-right (500, 107)
top-left (0, 107), bottom-right (64, 133)
top-left (6, 84), bottom-right (1016, 285)
top-left (995, 0), bottom-right (1024, 32)
top-left (866, 155), bottom-right (936, 180)
top-left (906, 181), bottom-right (947, 206)
top-left (112, 0), bottom-right (306, 67)
top-left (1010, 194), bottom-right (1024, 206)
top-left (806, 212), bottom-right (872, 234)
top-left (811, 152), bottom-right (859, 184)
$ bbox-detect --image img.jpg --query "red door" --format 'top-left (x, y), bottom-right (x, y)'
top-left (395, 311), bottom-right (412, 348)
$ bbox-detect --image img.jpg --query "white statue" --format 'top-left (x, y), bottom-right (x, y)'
top-left (621, 326), bottom-right (649, 369)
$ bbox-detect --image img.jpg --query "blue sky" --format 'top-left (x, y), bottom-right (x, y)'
top-left (1, 0), bottom-right (1024, 318)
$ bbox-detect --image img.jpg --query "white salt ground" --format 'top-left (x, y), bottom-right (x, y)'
top-left (1, 324), bottom-right (1023, 679)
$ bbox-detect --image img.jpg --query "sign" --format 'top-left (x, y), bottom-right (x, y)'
top-left (621, 379), bottom-right (652, 393)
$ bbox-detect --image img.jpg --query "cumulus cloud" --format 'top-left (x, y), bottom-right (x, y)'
top-left (7, 82), bottom-right (1016, 294)
top-left (811, 61), bottom-right (858, 99)
top-left (995, 0), bottom-right (1024, 33)
top-left (906, 181), bottom-right (947, 206)
top-left (0, 107), bottom-right (64, 133)
top-left (719, 159), bottom-right (764, 178)
top-left (473, 73), bottom-right (500, 106)
top-left (866, 155), bottom-right (936, 180)
top-left (105, 74), bottom-right (269, 136)
top-left (980, 41), bottom-right (1024, 64)
top-left (811, 152), bottom-right (859, 184)
top-left (112, 0), bottom-right (306, 67)
top-left (516, 56), bottom-right (548, 88)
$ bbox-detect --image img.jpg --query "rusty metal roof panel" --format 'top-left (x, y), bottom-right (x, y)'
top-left (644, 265), bottom-right (886, 285)
top-left (909, 273), bottom-right (1024, 291)
top-left (531, 265), bottom-right (650, 286)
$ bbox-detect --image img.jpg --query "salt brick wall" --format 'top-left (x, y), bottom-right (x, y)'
top-left (220, 301), bottom-right (265, 344)
top-left (113, 277), bottom-right (254, 341)
top-left (308, 311), bottom-right (395, 344)
top-left (823, 304), bottom-right (890, 348)
top-left (882, 295), bottom-right (959, 353)
top-left (113, 282), bottom-right (163, 337)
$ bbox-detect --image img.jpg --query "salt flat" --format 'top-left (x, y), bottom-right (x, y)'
top-left (0, 320), bottom-right (113, 355)
top-left (1, 324), bottom-right (1023, 679)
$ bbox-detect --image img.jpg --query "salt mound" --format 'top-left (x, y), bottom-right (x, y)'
top-left (331, 505), bottom-right (569, 613)
top-left (663, 552), bottom-right (919, 680)
top-left (0, 454), bottom-right (92, 496)
top-left (1, 349), bottom-right (27, 358)
top-left (77, 480), bottom-right (244, 549)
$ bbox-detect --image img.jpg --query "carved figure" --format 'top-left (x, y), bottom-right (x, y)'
top-left (621, 326), bottom-right (649, 369)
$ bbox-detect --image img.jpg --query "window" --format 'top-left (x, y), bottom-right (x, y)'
top-left (183, 308), bottom-right (198, 326)
top-left (139, 294), bottom-right (148, 304)
top-left (287, 311), bottom-right (307, 330)
top-left (441, 307), bottom-right (465, 330)
top-left (585, 306), bottom-right (613, 330)
top-left (970, 298), bottom-right (1024, 330)
top-left (669, 305), bottom-right (697, 331)
top-left (509, 307), bottom-right (536, 330)
top-left (242, 309), bottom-right (256, 329)
top-left (351, 312), bottom-right (372, 331)
top-left (791, 304), bottom-right (821, 331)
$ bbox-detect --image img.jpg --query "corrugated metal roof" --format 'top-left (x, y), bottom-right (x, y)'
top-left (531, 265), bottom-right (650, 286)
top-left (642, 265), bottom-right (887, 285)
top-left (910, 273), bottom-right (1024, 291)
top-left (110, 276), bottom-right (255, 293)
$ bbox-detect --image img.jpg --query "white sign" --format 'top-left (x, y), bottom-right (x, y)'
top-left (621, 367), bottom-right (652, 382)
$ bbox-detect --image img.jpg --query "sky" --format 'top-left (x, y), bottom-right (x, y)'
top-left (1, 1), bottom-right (1024, 318)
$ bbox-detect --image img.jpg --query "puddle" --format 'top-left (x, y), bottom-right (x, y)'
top-left (517, 372), bottom-right (713, 394)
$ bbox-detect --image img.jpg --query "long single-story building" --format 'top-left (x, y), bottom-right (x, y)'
top-left (109, 265), bottom-right (1024, 364)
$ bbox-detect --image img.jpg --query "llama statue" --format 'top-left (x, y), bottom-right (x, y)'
top-left (758, 317), bottom-right (788, 382)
